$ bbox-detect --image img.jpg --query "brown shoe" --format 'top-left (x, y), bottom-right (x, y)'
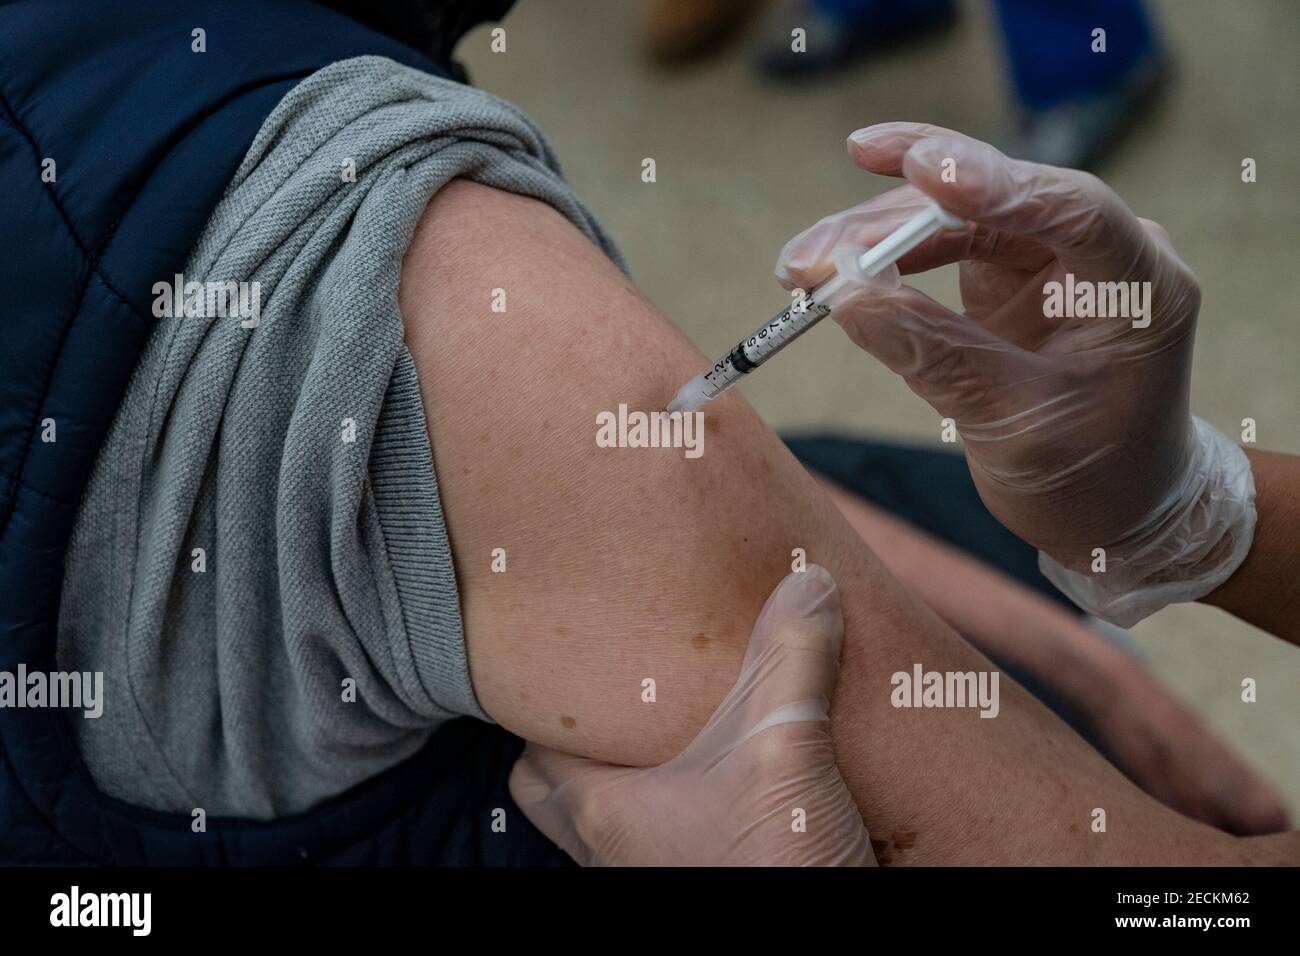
top-left (644, 0), bottom-right (763, 64)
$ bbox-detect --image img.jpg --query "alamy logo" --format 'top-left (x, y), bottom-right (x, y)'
top-left (50, 886), bottom-right (151, 936)
top-left (1042, 272), bottom-right (1152, 328)
top-left (596, 404), bottom-right (705, 459)
top-left (0, 665), bottom-right (103, 718)
top-left (890, 663), bottom-right (1000, 718)
top-left (152, 273), bottom-right (261, 328)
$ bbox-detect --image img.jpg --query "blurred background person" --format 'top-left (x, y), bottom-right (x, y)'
top-left (643, 0), bottom-right (1167, 167)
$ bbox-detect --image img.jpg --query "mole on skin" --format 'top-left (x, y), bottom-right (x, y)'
top-left (870, 832), bottom-right (919, 865)
top-left (560, 716), bottom-right (578, 729)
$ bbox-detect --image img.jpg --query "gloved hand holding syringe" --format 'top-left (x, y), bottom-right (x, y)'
top-left (675, 120), bottom-right (1259, 633)
top-left (665, 200), bottom-right (964, 414)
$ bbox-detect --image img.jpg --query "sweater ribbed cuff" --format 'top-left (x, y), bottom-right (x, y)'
top-left (368, 348), bottom-right (489, 722)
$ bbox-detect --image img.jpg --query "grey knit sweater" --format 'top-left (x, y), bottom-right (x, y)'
top-left (56, 56), bottom-right (622, 819)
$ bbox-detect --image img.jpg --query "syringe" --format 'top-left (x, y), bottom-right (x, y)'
top-left (666, 200), bottom-right (964, 414)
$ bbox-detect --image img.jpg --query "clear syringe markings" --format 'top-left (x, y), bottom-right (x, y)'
top-left (666, 200), bottom-right (964, 414)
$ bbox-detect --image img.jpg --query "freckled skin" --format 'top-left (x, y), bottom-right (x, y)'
top-left (399, 179), bottom-right (1294, 866)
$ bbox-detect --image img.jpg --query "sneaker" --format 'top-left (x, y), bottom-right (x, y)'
top-left (1003, 54), bottom-right (1170, 169)
top-left (753, 0), bottom-right (957, 81)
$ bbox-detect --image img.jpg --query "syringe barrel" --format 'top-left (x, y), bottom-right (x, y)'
top-left (670, 201), bottom-right (963, 412)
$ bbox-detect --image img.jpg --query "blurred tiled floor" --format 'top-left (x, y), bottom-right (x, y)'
top-left (460, 1), bottom-right (1300, 814)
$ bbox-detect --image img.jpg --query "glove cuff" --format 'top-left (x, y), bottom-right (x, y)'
top-left (1038, 417), bottom-right (1256, 628)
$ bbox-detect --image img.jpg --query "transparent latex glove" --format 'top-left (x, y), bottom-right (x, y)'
top-left (508, 566), bottom-right (874, 867)
top-left (776, 123), bottom-right (1254, 627)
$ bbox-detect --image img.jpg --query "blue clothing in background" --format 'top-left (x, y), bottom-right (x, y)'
top-left (992, 0), bottom-right (1157, 109)
top-left (814, 0), bottom-right (1158, 109)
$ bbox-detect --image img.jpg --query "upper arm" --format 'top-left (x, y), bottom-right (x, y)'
top-left (399, 180), bottom-right (858, 764)
top-left (396, 182), bottom-right (1267, 867)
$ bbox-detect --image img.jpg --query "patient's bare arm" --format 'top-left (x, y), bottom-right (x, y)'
top-left (400, 180), bottom-right (1293, 865)
top-left (818, 478), bottom-right (1290, 836)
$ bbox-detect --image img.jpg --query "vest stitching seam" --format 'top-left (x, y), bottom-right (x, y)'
top-left (0, 70), bottom-right (315, 548)
top-left (0, 469), bottom-right (76, 506)
top-left (0, 95), bottom-right (150, 325)
top-left (0, 86), bottom-right (147, 545)
top-left (0, 736), bottom-right (92, 863)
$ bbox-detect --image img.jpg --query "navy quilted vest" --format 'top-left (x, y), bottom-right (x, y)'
top-left (0, 0), bottom-right (568, 865)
